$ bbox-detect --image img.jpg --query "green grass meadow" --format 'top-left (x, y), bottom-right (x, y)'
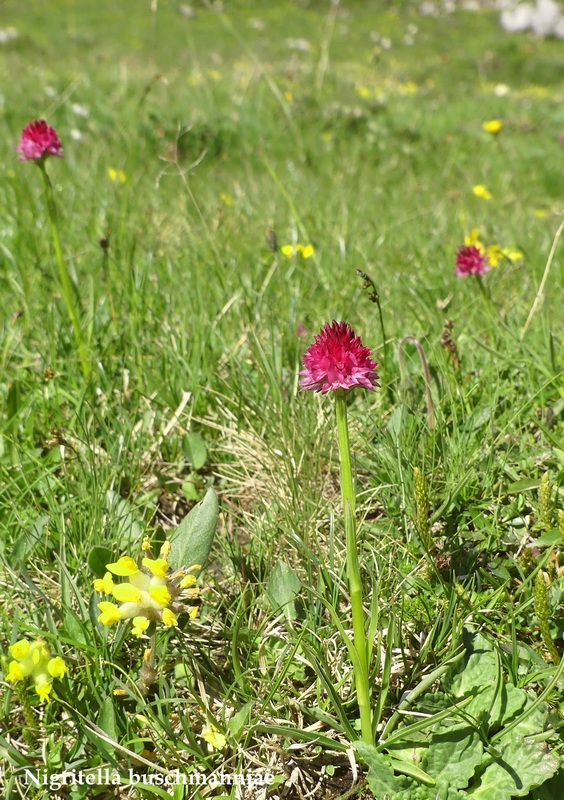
top-left (1, 1), bottom-right (563, 798)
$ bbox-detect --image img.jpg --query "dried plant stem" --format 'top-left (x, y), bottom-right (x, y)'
top-left (521, 218), bottom-right (564, 339)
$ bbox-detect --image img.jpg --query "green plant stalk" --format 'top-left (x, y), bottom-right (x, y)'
top-left (335, 390), bottom-right (372, 744)
top-left (40, 164), bottom-right (91, 377)
top-left (538, 472), bottom-right (552, 530)
top-left (534, 572), bottom-right (560, 663)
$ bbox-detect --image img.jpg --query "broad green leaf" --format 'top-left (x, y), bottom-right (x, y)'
top-left (423, 724), bottom-right (483, 792)
top-left (63, 610), bottom-right (89, 646)
top-left (355, 742), bottom-right (399, 795)
top-left (531, 768), bottom-right (564, 799)
top-left (448, 632), bottom-right (497, 695)
top-left (182, 479), bottom-right (199, 501)
top-left (88, 545), bottom-right (113, 577)
top-left (467, 736), bottom-right (559, 799)
top-left (469, 700), bottom-right (559, 799)
top-left (466, 405), bottom-right (492, 430)
top-left (183, 431), bottom-right (207, 471)
top-left (463, 684), bottom-right (527, 730)
top-left (228, 701), bottom-right (253, 740)
top-left (266, 561), bottom-right (301, 619)
top-left (533, 529), bottom-right (560, 546)
top-left (507, 478), bottom-right (540, 493)
top-left (168, 487), bottom-right (218, 570)
top-left (97, 696), bottom-right (117, 741)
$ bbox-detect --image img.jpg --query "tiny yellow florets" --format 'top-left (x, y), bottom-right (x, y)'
top-left (4, 638), bottom-right (68, 703)
top-left (94, 542), bottom-right (200, 637)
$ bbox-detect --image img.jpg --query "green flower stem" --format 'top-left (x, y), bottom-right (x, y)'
top-left (39, 164), bottom-right (91, 377)
top-left (335, 390), bottom-right (372, 744)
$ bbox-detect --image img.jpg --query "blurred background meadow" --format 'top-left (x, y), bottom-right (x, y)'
top-left (0, 1), bottom-right (563, 798)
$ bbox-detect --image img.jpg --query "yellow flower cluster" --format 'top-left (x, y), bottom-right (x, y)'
top-left (482, 119), bottom-right (502, 134)
top-left (464, 229), bottom-right (523, 267)
top-left (108, 167), bottom-right (127, 183)
top-left (280, 243), bottom-right (314, 259)
top-left (94, 540), bottom-right (200, 637)
top-left (472, 184), bottom-right (492, 201)
top-left (5, 638), bottom-right (68, 703)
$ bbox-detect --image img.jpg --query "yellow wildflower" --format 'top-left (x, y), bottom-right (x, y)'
top-left (220, 192), bottom-right (233, 206)
top-left (142, 558), bottom-right (169, 578)
top-left (502, 247), bottom-right (523, 262)
top-left (108, 168), bottom-right (127, 183)
top-left (202, 723), bottom-right (226, 751)
top-left (280, 243), bottom-right (314, 258)
top-left (95, 542), bottom-right (200, 636)
top-left (131, 617), bottom-right (150, 637)
top-left (464, 229), bottom-right (485, 252)
top-left (162, 609), bottom-right (178, 627)
top-left (9, 639), bottom-right (30, 660)
top-left (5, 637), bottom-right (68, 703)
top-left (36, 682), bottom-right (52, 702)
top-left (47, 657), bottom-right (68, 679)
top-left (112, 583), bottom-right (142, 603)
top-left (355, 84), bottom-right (371, 99)
top-left (94, 572), bottom-right (114, 594)
top-left (486, 244), bottom-right (503, 267)
top-left (149, 586), bottom-right (171, 607)
top-left (472, 184), bottom-right (492, 200)
top-left (6, 661), bottom-right (25, 682)
top-left (106, 557), bottom-right (139, 577)
top-left (482, 119), bottom-right (502, 134)
top-left (97, 601), bottom-right (122, 626)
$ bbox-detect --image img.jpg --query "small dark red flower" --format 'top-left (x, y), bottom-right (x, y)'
top-left (454, 245), bottom-right (490, 278)
top-left (17, 120), bottom-right (63, 162)
top-left (300, 320), bottom-right (379, 394)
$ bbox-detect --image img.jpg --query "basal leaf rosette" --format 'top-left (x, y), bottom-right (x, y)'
top-left (95, 539), bottom-right (200, 637)
top-left (5, 638), bottom-right (68, 703)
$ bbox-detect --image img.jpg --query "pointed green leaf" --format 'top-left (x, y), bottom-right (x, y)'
top-left (266, 561), bottom-right (301, 619)
top-left (183, 431), bottom-right (208, 471)
top-left (88, 545), bottom-right (113, 577)
top-left (228, 701), bottom-right (253, 740)
top-left (168, 487), bottom-right (218, 570)
top-left (63, 610), bottom-right (89, 646)
top-left (97, 696), bottom-right (117, 741)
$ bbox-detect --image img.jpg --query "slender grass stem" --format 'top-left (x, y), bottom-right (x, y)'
top-left (39, 164), bottom-right (91, 377)
top-left (335, 390), bottom-right (372, 744)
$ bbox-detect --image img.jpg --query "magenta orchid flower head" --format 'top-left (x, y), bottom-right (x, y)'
top-left (300, 320), bottom-right (379, 394)
top-left (17, 119), bottom-right (63, 162)
top-left (455, 245), bottom-right (490, 278)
